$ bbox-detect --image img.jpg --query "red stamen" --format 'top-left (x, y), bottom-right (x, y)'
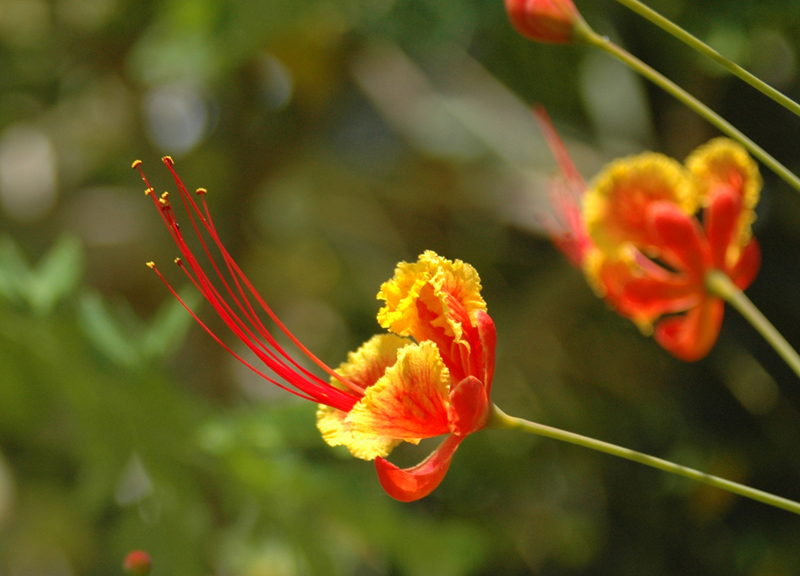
top-left (162, 159), bottom-right (365, 395)
top-left (133, 159), bottom-right (362, 410)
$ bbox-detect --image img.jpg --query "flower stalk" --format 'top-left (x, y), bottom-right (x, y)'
top-left (571, 22), bottom-right (800, 196)
top-left (706, 270), bottom-right (800, 380)
top-left (490, 405), bottom-right (800, 515)
top-left (611, 0), bottom-right (800, 119)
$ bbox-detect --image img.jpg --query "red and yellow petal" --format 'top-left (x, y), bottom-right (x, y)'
top-left (317, 404), bottom-right (403, 460)
top-left (316, 334), bottom-right (411, 460)
top-left (375, 434), bottom-right (464, 502)
top-left (654, 296), bottom-right (724, 362)
top-left (376, 251), bottom-right (486, 347)
top-left (728, 238), bottom-right (761, 291)
top-left (447, 375), bottom-right (490, 436)
top-left (621, 275), bottom-right (701, 320)
top-left (687, 138), bottom-right (761, 254)
top-left (346, 340), bottom-right (452, 441)
top-left (646, 201), bottom-right (711, 279)
top-left (703, 185), bottom-right (743, 270)
top-left (584, 153), bottom-right (698, 257)
top-left (330, 333), bottom-right (412, 392)
top-left (687, 138), bottom-right (761, 211)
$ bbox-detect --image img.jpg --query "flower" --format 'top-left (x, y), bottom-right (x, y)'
top-left (133, 159), bottom-right (495, 502)
top-left (535, 110), bottom-right (761, 361)
top-left (505, 0), bottom-right (581, 44)
top-left (318, 251), bottom-right (496, 501)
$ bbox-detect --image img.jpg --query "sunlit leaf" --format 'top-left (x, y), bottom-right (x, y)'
top-left (140, 286), bottom-right (202, 361)
top-left (26, 234), bottom-right (84, 317)
top-left (77, 290), bottom-right (142, 369)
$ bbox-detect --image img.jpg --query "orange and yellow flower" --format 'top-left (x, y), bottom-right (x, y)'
top-left (536, 109), bottom-right (761, 361)
top-left (134, 158), bottom-right (495, 502)
top-left (319, 251), bottom-right (496, 501)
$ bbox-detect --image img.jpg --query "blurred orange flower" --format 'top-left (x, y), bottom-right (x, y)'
top-left (536, 109), bottom-right (761, 361)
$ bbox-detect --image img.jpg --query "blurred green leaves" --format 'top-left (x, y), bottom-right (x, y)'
top-left (78, 286), bottom-right (201, 370)
top-left (0, 234), bottom-right (83, 316)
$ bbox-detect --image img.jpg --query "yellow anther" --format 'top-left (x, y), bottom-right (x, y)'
top-left (162, 155), bottom-right (174, 166)
top-left (161, 192), bottom-right (169, 199)
top-left (196, 188), bottom-right (207, 195)
top-left (144, 187), bottom-right (154, 196)
top-left (174, 257), bottom-right (182, 265)
top-left (146, 261), bottom-right (155, 269)
top-left (159, 198), bottom-right (169, 206)
top-left (131, 159), bottom-right (143, 169)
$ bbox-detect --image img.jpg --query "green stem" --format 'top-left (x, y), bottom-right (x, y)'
top-left (706, 270), bottom-right (800, 380)
top-left (489, 404), bottom-right (800, 515)
top-left (571, 20), bottom-right (800, 196)
top-left (612, 0), bottom-right (800, 118)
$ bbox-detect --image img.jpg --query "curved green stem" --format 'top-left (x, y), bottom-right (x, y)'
top-left (612, 0), bottom-right (800, 118)
top-left (706, 270), bottom-right (800, 380)
top-left (489, 404), bottom-right (800, 515)
top-left (571, 19), bottom-right (800, 196)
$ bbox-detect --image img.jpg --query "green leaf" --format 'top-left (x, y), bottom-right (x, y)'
top-left (27, 234), bottom-right (84, 317)
top-left (0, 236), bottom-right (30, 306)
top-left (77, 291), bottom-right (142, 369)
top-left (140, 286), bottom-right (202, 362)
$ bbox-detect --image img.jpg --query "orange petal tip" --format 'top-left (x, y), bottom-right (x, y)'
top-left (375, 434), bottom-right (464, 502)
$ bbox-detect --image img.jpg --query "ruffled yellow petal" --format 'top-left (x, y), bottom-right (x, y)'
top-left (316, 334), bottom-right (411, 460)
top-left (584, 153), bottom-right (698, 257)
top-left (376, 250), bottom-right (486, 346)
top-left (686, 137), bottom-right (761, 249)
top-left (346, 340), bottom-right (451, 442)
top-left (686, 138), bottom-right (761, 210)
top-left (332, 333), bottom-right (413, 391)
top-left (317, 404), bottom-right (402, 460)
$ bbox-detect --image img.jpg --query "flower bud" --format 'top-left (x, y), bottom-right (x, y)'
top-left (505, 0), bottom-right (580, 44)
top-left (123, 550), bottom-right (152, 576)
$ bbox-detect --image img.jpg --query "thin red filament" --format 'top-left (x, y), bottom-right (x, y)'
top-left (134, 158), bottom-right (362, 412)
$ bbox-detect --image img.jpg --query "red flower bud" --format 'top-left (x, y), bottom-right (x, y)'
top-left (505, 0), bottom-right (580, 44)
top-left (123, 551), bottom-right (152, 576)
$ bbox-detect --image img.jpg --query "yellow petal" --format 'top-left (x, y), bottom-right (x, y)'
top-left (584, 153), bottom-right (698, 257)
top-left (376, 251), bottom-right (486, 346)
top-left (316, 404), bottom-right (402, 460)
top-left (347, 340), bottom-right (451, 441)
top-left (686, 137), bottom-right (761, 250)
top-left (686, 138), bottom-right (761, 210)
top-left (316, 333), bottom-right (411, 460)
top-left (333, 333), bottom-right (413, 391)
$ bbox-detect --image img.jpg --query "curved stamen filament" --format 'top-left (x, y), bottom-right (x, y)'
top-left (133, 159), bottom-right (364, 408)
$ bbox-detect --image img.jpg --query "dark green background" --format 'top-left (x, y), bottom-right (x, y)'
top-left (0, 0), bottom-right (799, 574)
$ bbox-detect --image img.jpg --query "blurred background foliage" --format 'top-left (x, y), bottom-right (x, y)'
top-left (0, 0), bottom-right (799, 574)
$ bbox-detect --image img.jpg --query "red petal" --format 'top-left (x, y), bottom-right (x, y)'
top-left (447, 376), bottom-right (489, 436)
top-left (654, 297), bottom-right (724, 361)
top-left (703, 186), bottom-right (742, 270)
top-left (375, 434), bottom-right (465, 502)
top-left (647, 201), bottom-right (711, 278)
top-left (622, 275), bottom-right (700, 319)
top-left (476, 310), bottom-right (497, 394)
top-left (728, 238), bottom-right (761, 291)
